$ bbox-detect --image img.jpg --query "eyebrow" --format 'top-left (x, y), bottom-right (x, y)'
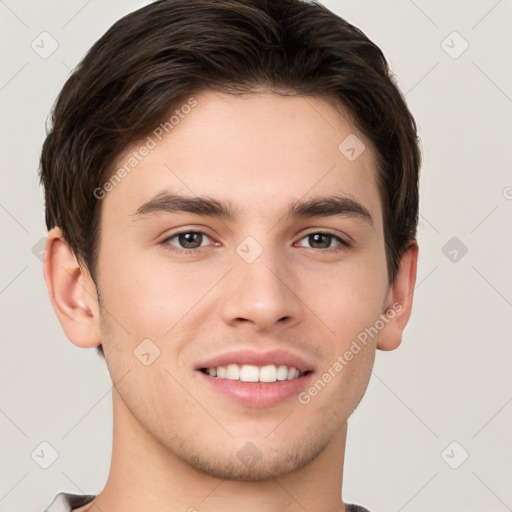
top-left (132, 192), bottom-right (373, 226)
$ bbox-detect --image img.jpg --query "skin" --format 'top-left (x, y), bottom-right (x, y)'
top-left (43, 90), bottom-right (418, 512)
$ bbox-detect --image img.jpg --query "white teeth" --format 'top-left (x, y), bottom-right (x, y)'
top-left (226, 363), bottom-right (239, 380)
top-left (287, 367), bottom-right (299, 380)
top-left (240, 365), bottom-right (259, 382)
top-left (205, 364), bottom-right (305, 382)
top-left (276, 365), bottom-right (289, 381)
top-left (259, 364), bottom-right (277, 382)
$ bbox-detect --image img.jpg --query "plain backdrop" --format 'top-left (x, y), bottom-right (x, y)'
top-left (0, 1), bottom-right (511, 511)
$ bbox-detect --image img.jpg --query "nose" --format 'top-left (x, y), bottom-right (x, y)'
top-left (220, 245), bottom-right (303, 333)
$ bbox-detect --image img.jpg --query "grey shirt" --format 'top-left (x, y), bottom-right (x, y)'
top-left (44, 492), bottom-right (371, 511)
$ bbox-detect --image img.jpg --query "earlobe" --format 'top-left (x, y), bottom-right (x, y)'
top-left (42, 227), bottom-right (102, 349)
top-left (377, 240), bottom-right (419, 351)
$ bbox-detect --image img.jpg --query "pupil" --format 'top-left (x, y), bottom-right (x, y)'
top-left (311, 233), bottom-right (330, 249)
top-left (180, 232), bottom-right (201, 248)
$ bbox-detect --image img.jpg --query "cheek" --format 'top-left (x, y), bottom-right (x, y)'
top-left (100, 247), bottom-right (219, 339)
top-left (301, 252), bottom-right (388, 345)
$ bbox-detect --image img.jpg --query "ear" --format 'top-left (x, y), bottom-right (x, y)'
top-left (42, 227), bottom-right (102, 349)
top-left (377, 240), bottom-right (419, 351)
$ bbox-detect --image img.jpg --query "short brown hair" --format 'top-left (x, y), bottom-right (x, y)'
top-left (39, 0), bottom-right (421, 358)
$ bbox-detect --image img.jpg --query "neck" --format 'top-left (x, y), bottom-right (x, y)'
top-left (88, 389), bottom-right (348, 512)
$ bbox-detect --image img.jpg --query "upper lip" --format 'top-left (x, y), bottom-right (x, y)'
top-left (195, 349), bottom-right (315, 373)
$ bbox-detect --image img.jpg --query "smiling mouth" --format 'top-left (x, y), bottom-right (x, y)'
top-left (199, 363), bottom-right (312, 383)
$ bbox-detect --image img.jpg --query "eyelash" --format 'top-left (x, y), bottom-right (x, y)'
top-left (160, 230), bottom-right (351, 255)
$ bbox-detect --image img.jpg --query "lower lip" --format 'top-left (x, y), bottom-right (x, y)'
top-left (196, 370), bottom-right (315, 408)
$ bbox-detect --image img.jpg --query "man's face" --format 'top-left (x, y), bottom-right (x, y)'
top-left (94, 90), bottom-right (390, 480)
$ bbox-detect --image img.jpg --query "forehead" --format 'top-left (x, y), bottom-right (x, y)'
top-left (101, 90), bottom-right (382, 227)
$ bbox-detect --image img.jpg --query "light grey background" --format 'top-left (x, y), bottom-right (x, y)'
top-left (1, 1), bottom-right (511, 511)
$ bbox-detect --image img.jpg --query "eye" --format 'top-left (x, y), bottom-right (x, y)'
top-left (160, 229), bottom-right (350, 255)
top-left (297, 232), bottom-right (350, 251)
top-left (161, 230), bottom-right (214, 253)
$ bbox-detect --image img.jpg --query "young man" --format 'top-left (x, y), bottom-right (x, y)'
top-left (39, 0), bottom-right (420, 510)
